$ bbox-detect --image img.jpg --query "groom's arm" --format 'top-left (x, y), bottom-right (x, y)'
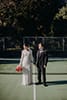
top-left (44, 50), bottom-right (48, 67)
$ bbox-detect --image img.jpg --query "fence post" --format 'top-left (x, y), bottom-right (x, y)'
top-left (2, 38), bottom-right (5, 51)
top-left (23, 37), bottom-right (25, 44)
top-left (62, 37), bottom-right (65, 52)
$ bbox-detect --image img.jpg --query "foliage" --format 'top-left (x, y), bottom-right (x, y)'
top-left (0, 0), bottom-right (66, 36)
top-left (50, 5), bottom-right (67, 36)
top-left (54, 5), bottom-right (67, 20)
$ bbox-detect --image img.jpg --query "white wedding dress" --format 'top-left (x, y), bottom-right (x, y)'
top-left (19, 49), bottom-right (33, 85)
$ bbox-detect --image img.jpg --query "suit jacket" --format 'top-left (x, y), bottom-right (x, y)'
top-left (36, 49), bottom-right (48, 68)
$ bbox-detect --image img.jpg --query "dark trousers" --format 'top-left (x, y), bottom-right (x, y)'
top-left (37, 67), bottom-right (46, 84)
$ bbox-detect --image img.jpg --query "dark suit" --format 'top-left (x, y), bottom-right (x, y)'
top-left (36, 49), bottom-right (48, 84)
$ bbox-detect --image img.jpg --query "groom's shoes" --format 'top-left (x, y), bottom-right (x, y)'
top-left (36, 81), bottom-right (42, 85)
top-left (38, 82), bottom-right (42, 84)
top-left (43, 83), bottom-right (48, 87)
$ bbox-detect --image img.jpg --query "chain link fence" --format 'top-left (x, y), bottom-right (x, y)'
top-left (0, 37), bottom-right (67, 58)
top-left (23, 37), bottom-right (67, 52)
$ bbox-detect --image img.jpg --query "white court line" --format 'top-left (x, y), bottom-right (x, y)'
top-left (33, 64), bottom-right (36, 100)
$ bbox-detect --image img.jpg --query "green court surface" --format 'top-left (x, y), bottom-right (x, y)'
top-left (0, 61), bottom-right (67, 100)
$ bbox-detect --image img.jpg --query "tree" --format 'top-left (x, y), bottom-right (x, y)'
top-left (0, 0), bottom-right (66, 37)
top-left (50, 5), bottom-right (67, 36)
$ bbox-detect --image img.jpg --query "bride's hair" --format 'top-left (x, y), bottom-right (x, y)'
top-left (23, 43), bottom-right (29, 47)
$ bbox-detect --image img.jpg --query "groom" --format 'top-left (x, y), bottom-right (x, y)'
top-left (36, 42), bottom-right (48, 86)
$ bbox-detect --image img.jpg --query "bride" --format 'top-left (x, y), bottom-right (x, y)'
top-left (19, 43), bottom-right (33, 86)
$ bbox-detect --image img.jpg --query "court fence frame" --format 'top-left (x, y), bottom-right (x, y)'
top-left (0, 37), bottom-right (67, 58)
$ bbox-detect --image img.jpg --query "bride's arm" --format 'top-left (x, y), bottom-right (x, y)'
top-left (19, 50), bottom-right (24, 66)
top-left (30, 50), bottom-right (34, 63)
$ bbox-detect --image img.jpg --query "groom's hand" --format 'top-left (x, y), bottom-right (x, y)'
top-left (44, 65), bottom-right (47, 68)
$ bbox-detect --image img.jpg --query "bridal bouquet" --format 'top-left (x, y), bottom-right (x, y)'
top-left (16, 65), bottom-right (23, 72)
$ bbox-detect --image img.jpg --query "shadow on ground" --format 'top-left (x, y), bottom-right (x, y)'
top-left (35, 80), bottom-right (67, 86)
top-left (48, 80), bottom-right (67, 86)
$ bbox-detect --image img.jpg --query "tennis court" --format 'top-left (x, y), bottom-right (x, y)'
top-left (0, 59), bottom-right (67, 100)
